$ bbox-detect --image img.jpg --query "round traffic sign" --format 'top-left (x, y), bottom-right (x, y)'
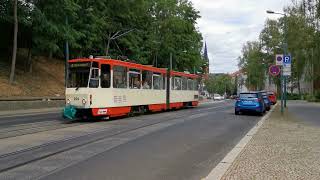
top-left (276, 56), bottom-right (283, 62)
top-left (269, 65), bottom-right (280, 76)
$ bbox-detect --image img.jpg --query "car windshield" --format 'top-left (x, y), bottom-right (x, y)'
top-left (240, 93), bottom-right (257, 98)
top-left (68, 62), bottom-right (91, 88)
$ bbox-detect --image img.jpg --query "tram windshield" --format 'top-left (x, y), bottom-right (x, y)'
top-left (68, 62), bottom-right (91, 88)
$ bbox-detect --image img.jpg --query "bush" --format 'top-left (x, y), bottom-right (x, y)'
top-left (286, 93), bottom-right (301, 100)
top-left (306, 91), bottom-right (320, 102)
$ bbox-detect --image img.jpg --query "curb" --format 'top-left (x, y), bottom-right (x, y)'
top-left (204, 104), bottom-right (277, 180)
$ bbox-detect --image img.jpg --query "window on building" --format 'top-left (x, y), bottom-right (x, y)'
top-left (142, 71), bottom-right (152, 89)
top-left (101, 64), bottom-right (111, 88)
top-left (113, 66), bottom-right (127, 88)
top-left (129, 69), bottom-right (141, 89)
top-left (182, 77), bottom-right (187, 90)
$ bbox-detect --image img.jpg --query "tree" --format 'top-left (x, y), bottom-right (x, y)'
top-left (205, 74), bottom-right (235, 95)
top-left (238, 41), bottom-right (265, 90)
top-left (9, 0), bottom-right (18, 84)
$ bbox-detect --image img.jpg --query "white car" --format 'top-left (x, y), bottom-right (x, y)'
top-left (213, 94), bottom-right (224, 101)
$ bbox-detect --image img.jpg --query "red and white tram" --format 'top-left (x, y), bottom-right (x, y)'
top-left (63, 58), bottom-right (199, 120)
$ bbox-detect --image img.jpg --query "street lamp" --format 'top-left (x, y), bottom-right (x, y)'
top-left (266, 10), bottom-right (288, 113)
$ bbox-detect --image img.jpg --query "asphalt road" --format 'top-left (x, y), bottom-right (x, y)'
top-left (288, 101), bottom-right (320, 126)
top-left (35, 100), bottom-right (261, 180)
top-left (0, 111), bottom-right (63, 128)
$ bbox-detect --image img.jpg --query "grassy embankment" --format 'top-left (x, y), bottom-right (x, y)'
top-left (0, 51), bottom-right (64, 97)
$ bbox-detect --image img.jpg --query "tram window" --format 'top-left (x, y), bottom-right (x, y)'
top-left (101, 64), bottom-right (111, 88)
top-left (162, 75), bottom-right (166, 90)
top-left (174, 77), bottom-right (182, 90)
top-left (129, 70), bottom-right (141, 89)
top-left (113, 66), bottom-right (127, 88)
top-left (195, 80), bottom-right (200, 91)
top-left (182, 77), bottom-right (187, 90)
top-left (187, 79), bottom-right (194, 90)
top-left (92, 62), bottom-right (99, 68)
top-left (89, 68), bottom-right (99, 88)
top-left (68, 64), bottom-right (90, 88)
top-left (171, 77), bottom-right (174, 90)
top-left (153, 74), bottom-right (162, 90)
top-left (142, 71), bottom-right (152, 89)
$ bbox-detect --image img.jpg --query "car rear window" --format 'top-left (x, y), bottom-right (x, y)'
top-left (240, 93), bottom-right (257, 98)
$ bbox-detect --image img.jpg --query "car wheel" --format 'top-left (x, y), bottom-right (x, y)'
top-left (259, 111), bottom-right (264, 116)
top-left (235, 110), bottom-right (240, 115)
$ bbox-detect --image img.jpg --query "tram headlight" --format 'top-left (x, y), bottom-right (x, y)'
top-left (67, 99), bottom-right (71, 104)
top-left (82, 98), bottom-right (87, 104)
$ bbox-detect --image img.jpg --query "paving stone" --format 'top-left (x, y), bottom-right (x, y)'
top-left (222, 106), bottom-right (320, 180)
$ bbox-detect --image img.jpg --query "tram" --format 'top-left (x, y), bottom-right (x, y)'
top-left (63, 57), bottom-right (199, 120)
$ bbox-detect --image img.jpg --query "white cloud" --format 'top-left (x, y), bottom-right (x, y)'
top-left (191, 0), bottom-right (292, 73)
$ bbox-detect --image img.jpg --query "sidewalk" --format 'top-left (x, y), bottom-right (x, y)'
top-left (221, 105), bottom-right (320, 180)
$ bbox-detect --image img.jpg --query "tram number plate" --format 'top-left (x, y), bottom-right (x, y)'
top-left (98, 109), bottom-right (108, 115)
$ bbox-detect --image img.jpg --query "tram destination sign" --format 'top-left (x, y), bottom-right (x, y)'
top-left (70, 62), bottom-right (91, 68)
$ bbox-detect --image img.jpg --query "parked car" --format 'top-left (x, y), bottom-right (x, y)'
top-left (235, 92), bottom-right (266, 116)
top-left (267, 91), bottom-right (277, 105)
top-left (213, 94), bottom-right (224, 101)
top-left (260, 91), bottom-right (272, 111)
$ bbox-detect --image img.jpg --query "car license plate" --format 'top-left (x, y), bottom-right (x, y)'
top-left (243, 101), bottom-right (252, 104)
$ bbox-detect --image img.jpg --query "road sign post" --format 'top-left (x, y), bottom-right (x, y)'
top-left (275, 54), bottom-right (284, 114)
top-left (283, 55), bottom-right (291, 108)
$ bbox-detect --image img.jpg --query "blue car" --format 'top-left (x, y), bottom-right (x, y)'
top-left (235, 92), bottom-right (266, 116)
top-left (260, 91), bottom-right (271, 111)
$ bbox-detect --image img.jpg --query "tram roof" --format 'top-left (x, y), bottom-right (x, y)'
top-left (69, 58), bottom-right (198, 79)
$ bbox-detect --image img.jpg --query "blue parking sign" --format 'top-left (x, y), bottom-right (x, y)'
top-left (283, 55), bottom-right (291, 64)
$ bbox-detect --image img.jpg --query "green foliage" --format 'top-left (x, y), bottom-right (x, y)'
top-left (1, 0), bottom-right (203, 73)
top-left (238, 41), bottom-right (266, 90)
top-left (286, 93), bottom-right (302, 100)
top-left (239, 0), bottom-right (320, 94)
top-left (205, 74), bottom-right (235, 95)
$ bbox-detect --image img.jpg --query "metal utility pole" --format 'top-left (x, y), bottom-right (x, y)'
top-left (267, 10), bottom-right (288, 114)
top-left (283, 14), bottom-right (288, 108)
top-left (166, 53), bottom-right (172, 110)
top-left (65, 16), bottom-right (70, 88)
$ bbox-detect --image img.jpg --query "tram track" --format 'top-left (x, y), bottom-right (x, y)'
top-left (0, 103), bottom-right (232, 174)
top-left (0, 120), bottom-right (81, 139)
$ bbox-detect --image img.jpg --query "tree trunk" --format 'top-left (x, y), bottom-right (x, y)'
top-left (49, 50), bottom-right (53, 59)
top-left (9, 0), bottom-right (18, 84)
top-left (27, 47), bottom-right (32, 73)
top-left (297, 76), bottom-right (301, 96)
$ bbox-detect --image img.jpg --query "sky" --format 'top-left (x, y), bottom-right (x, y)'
top-left (191, 0), bottom-right (292, 74)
